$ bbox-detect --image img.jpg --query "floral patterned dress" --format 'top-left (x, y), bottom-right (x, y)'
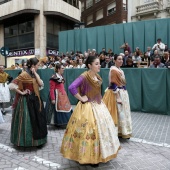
top-left (60, 71), bottom-right (120, 164)
top-left (103, 66), bottom-right (132, 139)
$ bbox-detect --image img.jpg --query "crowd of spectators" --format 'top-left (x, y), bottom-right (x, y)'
top-left (5, 38), bottom-right (170, 70)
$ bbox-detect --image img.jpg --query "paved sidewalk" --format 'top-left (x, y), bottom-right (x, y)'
top-left (0, 108), bottom-right (170, 170)
top-left (131, 112), bottom-right (170, 146)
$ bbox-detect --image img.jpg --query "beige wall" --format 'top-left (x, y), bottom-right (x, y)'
top-left (44, 0), bottom-right (81, 21)
top-left (34, 0), bottom-right (46, 59)
top-left (0, 0), bottom-right (41, 18)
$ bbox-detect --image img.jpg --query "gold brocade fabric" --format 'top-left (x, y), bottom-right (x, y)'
top-left (103, 89), bottom-right (118, 126)
top-left (107, 66), bottom-right (132, 139)
top-left (60, 101), bottom-right (120, 164)
top-left (0, 72), bottom-right (9, 83)
top-left (13, 71), bottom-right (42, 110)
top-left (79, 71), bottom-right (102, 104)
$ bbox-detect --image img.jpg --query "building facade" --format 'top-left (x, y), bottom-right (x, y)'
top-left (128, 0), bottom-right (170, 22)
top-left (0, 0), bottom-right (81, 67)
top-left (80, 0), bottom-right (127, 28)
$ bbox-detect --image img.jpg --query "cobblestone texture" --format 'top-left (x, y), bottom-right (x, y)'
top-left (0, 107), bottom-right (169, 170)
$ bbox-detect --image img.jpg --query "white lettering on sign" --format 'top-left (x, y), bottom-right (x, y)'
top-left (7, 49), bottom-right (35, 57)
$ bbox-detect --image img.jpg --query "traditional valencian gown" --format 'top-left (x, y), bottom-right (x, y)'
top-left (103, 66), bottom-right (132, 139)
top-left (45, 73), bottom-right (72, 126)
top-left (9, 70), bottom-right (47, 147)
top-left (60, 71), bottom-right (120, 164)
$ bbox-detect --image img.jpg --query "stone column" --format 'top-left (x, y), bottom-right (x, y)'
top-left (34, 0), bottom-right (46, 59)
top-left (0, 24), bottom-right (4, 65)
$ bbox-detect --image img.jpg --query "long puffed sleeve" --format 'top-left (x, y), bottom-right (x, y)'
top-left (68, 76), bottom-right (84, 96)
top-left (49, 80), bottom-right (55, 100)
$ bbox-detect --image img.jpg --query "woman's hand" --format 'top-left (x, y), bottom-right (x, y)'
top-left (22, 89), bottom-right (29, 95)
top-left (81, 95), bottom-right (88, 103)
top-left (51, 100), bottom-right (55, 104)
top-left (31, 68), bottom-right (36, 75)
top-left (74, 93), bottom-right (88, 103)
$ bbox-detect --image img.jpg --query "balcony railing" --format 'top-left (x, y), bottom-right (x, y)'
top-left (166, 0), bottom-right (170, 8)
top-left (136, 2), bottom-right (160, 14)
top-left (0, 0), bottom-right (11, 5)
top-left (166, 1), bottom-right (170, 12)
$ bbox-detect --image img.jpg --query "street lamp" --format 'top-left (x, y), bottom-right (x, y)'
top-left (74, 23), bottom-right (80, 29)
top-left (79, 22), bottom-right (85, 29)
top-left (74, 22), bottom-right (85, 29)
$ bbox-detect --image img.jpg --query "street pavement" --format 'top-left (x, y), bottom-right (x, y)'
top-left (0, 107), bottom-right (170, 170)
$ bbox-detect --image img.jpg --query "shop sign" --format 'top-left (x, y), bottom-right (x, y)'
top-left (8, 49), bottom-right (35, 57)
top-left (47, 49), bottom-right (59, 56)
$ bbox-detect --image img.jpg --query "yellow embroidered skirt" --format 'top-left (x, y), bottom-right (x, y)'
top-left (103, 89), bottom-right (118, 126)
top-left (60, 101), bottom-right (120, 164)
top-left (103, 89), bottom-right (132, 139)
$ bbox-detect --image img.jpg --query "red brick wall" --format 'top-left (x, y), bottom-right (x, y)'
top-left (81, 0), bottom-right (127, 27)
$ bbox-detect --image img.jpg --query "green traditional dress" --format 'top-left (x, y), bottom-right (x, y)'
top-left (9, 70), bottom-right (47, 147)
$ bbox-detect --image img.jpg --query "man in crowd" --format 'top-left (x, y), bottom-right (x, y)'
top-left (101, 55), bottom-right (114, 68)
top-left (152, 38), bottom-right (165, 59)
top-left (123, 50), bottom-right (132, 66)
top-left (120, 42), bottom-right (131, 54)
top-left (149, 56), bottom-right (164, 68)
top-left (100, 48), bottom-right (107, 55)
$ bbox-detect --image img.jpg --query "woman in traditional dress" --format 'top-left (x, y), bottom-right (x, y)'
top-left (45, 64), bottom-right (72, 126)
top-left (0, 65), bottom-right (13, 115)
top-left (9, 57), bottom-right (47, 147)
top-left (60, 56), bottom-right (120, 165)
top-left (103, 55), bottom-right (132, 139)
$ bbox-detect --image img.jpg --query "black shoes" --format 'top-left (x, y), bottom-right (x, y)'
top-left (90, 164), bottom-right (99, 168)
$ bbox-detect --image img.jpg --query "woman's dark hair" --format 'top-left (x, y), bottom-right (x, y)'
top-left (85, 55), bottom-right (98, 69)
top-left (55, 63), bottom-right (61, 72)
top-left (27, 57), bottom-right (39, 68)
top-left (114, 55), bottom-right (122, 61)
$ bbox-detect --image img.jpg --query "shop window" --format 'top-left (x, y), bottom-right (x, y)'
top-left (4, 19), bottom-right (34, 50)
top-left (47, 18), bottom-right (54, 34)
top-left (123, 4), bottom-right (126, 10)
top-left (46, 17), bottom-right (73, 49)
top-left (63, 0), bottom-right (79, 8)
top-left (96, 9), bottom-right (103, 21)
top-left (87, 14), bottom-right (93, 25)
top-left (0, 0), bottom-right (12, 5)
top-left (107, 2), bottom-right (116, 16)
top-left (108, 7), bottom-right (116, 16)
top-left (86, 0), bottom-right (93, 9)
top-left (81, 2), bottom-right (84, 12)
top-left (19, 21), bottom-right (34, 34)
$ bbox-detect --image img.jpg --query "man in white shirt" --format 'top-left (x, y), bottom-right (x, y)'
top-left (152, 38), bottom-right (165, 57)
